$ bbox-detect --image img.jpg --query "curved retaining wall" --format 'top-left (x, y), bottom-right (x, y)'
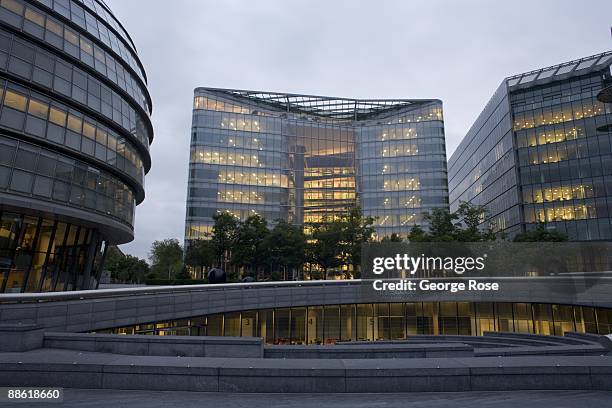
top-left (0, 278), bottom-right (611, 333)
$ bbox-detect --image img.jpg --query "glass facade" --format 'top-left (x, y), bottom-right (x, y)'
top-left (0, 0), bottom-right (152, 292)
top-left (449, 52), bottom-right (612, 240)
top-left (186, 89), bottom-right (448, 241)
top-left (98, 301), bottom-right (612, 343)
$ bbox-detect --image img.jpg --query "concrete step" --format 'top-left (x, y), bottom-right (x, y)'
top-left (1, 348), bottom-right (612, 393)
top-left (264, 343), bottom-right (474, 359)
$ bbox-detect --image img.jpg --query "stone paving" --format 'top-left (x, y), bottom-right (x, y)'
top-left (3, 389), bottom-right (612, 408)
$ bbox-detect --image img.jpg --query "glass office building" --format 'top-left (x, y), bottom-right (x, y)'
top-left (449, 52), bottom-right (612, 240)
top-left (101, 301), bottom-right (612, 342)
top-left (186, 88), bottom-right (448, 242)
top-left (0, 0), bottom-right (153, 292)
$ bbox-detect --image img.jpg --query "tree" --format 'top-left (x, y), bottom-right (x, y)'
top-left (210, 212), bottom-right (239, 270)
top-left (407, 224), bottom-right (428, 242)
top-left (426, 208), bottom-right (458, 241)
top-left (261, 221), bottom-right (307, 280)
top-left (104, 246), bottom-right (149, 283)
top-left (184, 239), bottom-right (216, 279)
top-left (381, 233), bottom-right (403, 242)
top-left (149, 239), bottom-right (183, 279)
top-left (513, 223), bottom-right (568, 242)
top-left (340, 205), bottom-right (375, 277)
top-left (124, 255), bottom-right (150, 283)
top-left (454, 202), bottom-right (496, 242)
top-left (409, 203), bottom-right (497, 242)
top-left (307, 220), bottom-right (344, 280)
top-left (232, 215), bottom-right (269, 278)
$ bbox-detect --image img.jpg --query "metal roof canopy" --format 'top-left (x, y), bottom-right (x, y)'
top-left (196, 88), bottom-right (439, 121)
top-left (506, 51), bottom-right (612, 91)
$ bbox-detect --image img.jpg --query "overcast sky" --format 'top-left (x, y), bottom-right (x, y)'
top-left (105, 0), bottom-right (612, 260)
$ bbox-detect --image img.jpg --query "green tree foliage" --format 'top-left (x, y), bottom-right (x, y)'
top-left (149, 238), bottom-right (183, 279)
top-left (341, 205), bottom-right (376, 277)
top-left (454, 202), bottom-right (496, 242)
top-left (426, 208), bottom-right (458, 241)
top-left (513, 223), bottom-right (568, 242)
top-left (261, 220), bottom-right (307, 280)
top-left (381, 233), bottom-right (403, 242)
top-left (211, 212), bottom-right (239, 269)
top-left (184, 239), bottom-right (216, 278)
top-left (232, 215), bottom-right (269, 277)
top-left (104, 246), bottom-right (149, 283)
top-left (408, 202), bottom-right (497, 242)
top-left (406, 224), bottom-right (428, 242)
top-left (307, 219), bottom-right (344, 279)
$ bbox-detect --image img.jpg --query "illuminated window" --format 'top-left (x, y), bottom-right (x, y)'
top-left (4, 90), bottom-right (27, 111)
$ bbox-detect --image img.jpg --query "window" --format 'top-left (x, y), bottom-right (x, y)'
top-left (64, 28), bottom-right (79, 46)
top-left (24, 8), bottom-right (44, 26)
top-left (1, 0), bottom-right (23, 15)
top-left (49, 106), bottom-right (66, 126)
top-left (82, 121), bottom-right (95, 140)
top-left (28, 98), bottom-right (48, 119)
top-left (45, 18), bottom-right (63, 37)
top-left (4, 90), bottom-right (27, 111)
top-left (66, 114), bottom-right (82, 133)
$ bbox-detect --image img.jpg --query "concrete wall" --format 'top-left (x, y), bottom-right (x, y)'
top-left (0, 278), bottom-right (611, 333)
top-left (43, 333), bottom-right (263, 358)
top-left (0, 350), bottom-right (611, 392)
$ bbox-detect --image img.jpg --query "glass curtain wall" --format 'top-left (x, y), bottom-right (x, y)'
top-left (100, 301), bottom-right (612, 343)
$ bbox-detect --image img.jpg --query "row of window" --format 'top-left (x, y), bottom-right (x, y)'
top-left (0, 0), bottom-right (149, 112)
top-left (0, 27), bottom-right (150, 146)
top-left (195, 110), bottom-right (354, 138)
top-left (0, 81), bottom-right (144, 184)
top-left (516, 123), bottom-right (586, 148)
top-left (518, 135), bottom-right (612, 166)
top-left (358, 158), bottom-right (447, 176)
top-left (0, 211), bottom-right (105, 292)
top-left (186, 206), bottom-right (284, 223)
top-left (511, 72), bottom-right (605, 107)
top-left (360, 173), bottom-right (448, 192)
top-left (193, 96), bottom-right (443, 127)
top-left (74, 0), bottom-right (137, 56)
top-left (35, 0), bottom-right (145, 80)
top-left (0, 135), bottom-right (135, 225)
top-left (522, 217), bottom-right (612, 241)
top-left (512, 98), bottom-right (607, 130)
top-left (447, 83), bottom-right (509, 183)
top-left (520, 155), bottom-right (612, 185)
top-left (100, 302), bottom-right (612, 342)
top-left (192, 128), bottom-right (359, 157)
top-left (521, 178), bottom-right (612, 204)
top-left (524, 202), bottom-right (605, 223)
top-left (448, 125), bottom-right (513, 197)
top-left (375, 104), bottom-right (443, 126)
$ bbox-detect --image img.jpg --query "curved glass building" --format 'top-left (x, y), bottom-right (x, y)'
top-left (186, 88), bottom-right (448, 242)
top-left (0, 0), bottom-right (153, 292)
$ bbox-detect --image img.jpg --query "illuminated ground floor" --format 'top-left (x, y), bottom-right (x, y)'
top-left (96, 301), bottom-right (612, 344)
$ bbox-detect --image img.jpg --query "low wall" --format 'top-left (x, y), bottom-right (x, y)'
top-left (0, 349), bottom-right (611, 393)
top-left (43, 333), bottom-right (263, 358)
top-left (264, 343), bottom-right (474, 359)
top-left (0, 278), bottom-right (611, 333)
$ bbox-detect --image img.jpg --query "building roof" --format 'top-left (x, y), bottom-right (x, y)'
top-left (506, 51), bottom-right (612, 91)
top-left (195, 88), bottom-right (439, 121)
